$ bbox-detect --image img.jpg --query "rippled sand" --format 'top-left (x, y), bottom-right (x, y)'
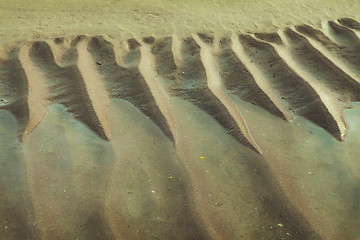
top-left (1, 1), bottom-right (360, 239)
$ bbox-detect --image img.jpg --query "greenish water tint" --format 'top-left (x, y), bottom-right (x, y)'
top-left (0, 100), bottom-right (360, 239)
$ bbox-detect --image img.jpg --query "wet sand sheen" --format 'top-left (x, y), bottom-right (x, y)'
top-left (1, 96), bottom-right (360, 239)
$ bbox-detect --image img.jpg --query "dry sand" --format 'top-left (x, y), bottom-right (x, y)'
top-left (1, 0), bottom-right (360, 239)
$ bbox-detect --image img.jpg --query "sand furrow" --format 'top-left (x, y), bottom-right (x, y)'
top-left (138, 40), bottom-right (178, 143)
top-left (168, 36), bottom-right (259, 152)
top-left (282, 28), bottom-right (360, 102)
top-left (49, 36), bottom-right (85, 68)
top-left (238, 34), bottom-right (343, 141)
top-left (18, 44), bottom-right (50, 141)
top-left (216, 37), bottom-right (286, 119)
top-left (193, 34), bottom-right (262, 153)
top-left (76, 38), bottom-right (111, 140)
top-left (0, 45), bottom-right (30, 140)
top-left (338, 17), bottom-right (360, 30)
top-left (296, 23), bottom-right (360, 79)
top-left (231, 33), bottom-right (293, 122)
top-left (144, 36), bottom-right (178, 90)
top-left (86, 36), bottom-right (175, 142)
top-left (257, 31), bottom-right (347, 140)
top-left (328, 20), bottom-right (360, 46)
top-left (292, 26), bottom-right (360, 87)
top-left (254, 32), bottom-right (284, 45)
top-left (28, 40), bottom-right (108, 140)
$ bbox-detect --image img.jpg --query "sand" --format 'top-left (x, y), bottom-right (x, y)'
top-left (1, 0), bottom-right (360, 239)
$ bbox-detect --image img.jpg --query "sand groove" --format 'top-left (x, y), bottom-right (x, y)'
top-left (338, 17), bottom-right (360, 30)
top-left (296, 23), bottom-right (360, 79)
top-left (262, 32), bottom-right (348, 140)
top-left (1, 19), bottom-right (360, 147)
top-left (18, 44), bottom-right (51, 141)
top-left (28, 40), bottom-right (108, 140)
top-left (238, 34), bottom-right (343, 141)
top-left (76, 38), bottom-right (112, 140)
top-left (166, 36), bottom-right (258, 151)
top-left (193, 34), bottom-right (262, 153)
top-left (282, 28), bottom-right (360, 102)
top-left (216, 37), bottom-right (286, 119)
top-left (0, 46), bottom-right (29, 140)
top-left (137, 42), bottom-right (178, 143)
top-left (86, 36), bottom-right (175, 143)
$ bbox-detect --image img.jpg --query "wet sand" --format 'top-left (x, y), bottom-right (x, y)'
top-left (1, 1), bottom-right (360, 239)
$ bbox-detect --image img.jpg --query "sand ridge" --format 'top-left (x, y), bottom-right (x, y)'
top-left (2, 19), bottom-right (360, 146)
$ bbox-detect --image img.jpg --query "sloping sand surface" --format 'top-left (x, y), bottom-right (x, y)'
top-left (1, 1), bottom-right (360, 239)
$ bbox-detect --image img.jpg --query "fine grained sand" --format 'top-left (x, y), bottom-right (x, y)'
top-left (1, 1), bottom-right (360, 239)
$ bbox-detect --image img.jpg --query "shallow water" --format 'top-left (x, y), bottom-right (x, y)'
top-left (0, 98), bottom-right (359, 239)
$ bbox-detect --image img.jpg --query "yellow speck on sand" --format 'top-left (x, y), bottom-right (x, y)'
top-left (4, 226), bottom-right (8, 229)
top-left (169, 176), bottom-right (173, 180)
top-left (200, 156), bottom-right (205, 159)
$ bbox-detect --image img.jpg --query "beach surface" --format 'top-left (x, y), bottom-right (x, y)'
top-left (1, 0), bottom-right (360, 239)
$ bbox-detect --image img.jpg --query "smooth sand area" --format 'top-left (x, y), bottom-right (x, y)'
top-left (1, 1), bottom-right (360, 239)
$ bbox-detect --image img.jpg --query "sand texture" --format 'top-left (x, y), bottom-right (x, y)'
top-left (1, 1), bottom-right (360, 239)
